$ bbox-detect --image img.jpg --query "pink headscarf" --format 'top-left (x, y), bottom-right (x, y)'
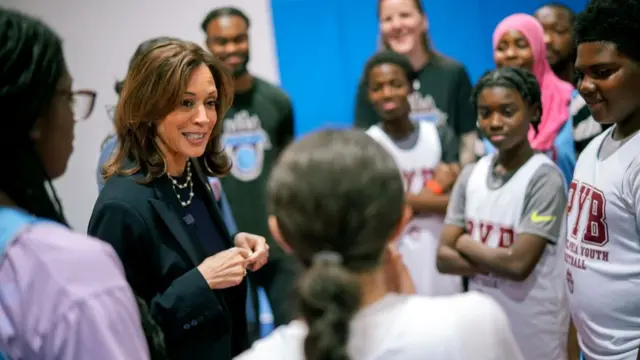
top-left (492, 13), bottom-right (573, 151)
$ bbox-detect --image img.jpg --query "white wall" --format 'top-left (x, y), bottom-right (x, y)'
top-left (1, 0), bottom-right (281, 231)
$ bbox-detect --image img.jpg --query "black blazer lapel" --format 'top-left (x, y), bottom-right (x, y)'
top-left (149, 175), bottom-right (206, 266)
top-left (192, 159), bottom-right (233, 247)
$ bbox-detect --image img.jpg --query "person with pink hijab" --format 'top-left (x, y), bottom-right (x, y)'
top-left (484, 13), bottom-right (576, 186)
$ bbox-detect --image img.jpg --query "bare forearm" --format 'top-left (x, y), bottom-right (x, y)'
top-left (406, 192), bottom-right (449, 214)
top-left (436, 246), bottom-right (479, 276)
top-left (459, 132), bottom-right (478, 166)
top-left (457, 242), bottom-right (524, 281)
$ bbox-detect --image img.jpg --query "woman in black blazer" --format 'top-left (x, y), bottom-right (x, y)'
top-left (88, 39), bottom-right (269, 360)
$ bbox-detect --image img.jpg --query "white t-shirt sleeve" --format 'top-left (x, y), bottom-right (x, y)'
top-left (624, 157), bottom-right (640, 232)
top-left (233, 321), bottom-right (305, 360)
top-left (452, 292), bottom-right (525, 360)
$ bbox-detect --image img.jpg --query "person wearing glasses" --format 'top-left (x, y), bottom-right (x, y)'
top-left (0, 8), bottom-right (150, 360)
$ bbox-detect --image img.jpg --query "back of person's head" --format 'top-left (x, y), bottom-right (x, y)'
top-left (104, 38), bottom-right (234, 183)
top-left (0, 7), bottom-right (69, 223)
top-left (267, 129), bottom-right (405, 360)
top-left (471, 67), bottom-right (543, 132)
top-left (114, 36), bottom-right (175, 96)
top-left (574, 0), bottom-right (640, 62)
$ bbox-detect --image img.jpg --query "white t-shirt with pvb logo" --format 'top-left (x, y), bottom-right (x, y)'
top-left (565, 126), bottom-right (640, 360)
top-left (446, 153), bottom-right (569, 360)
top-left (366, 122), bottom-right (461, 295)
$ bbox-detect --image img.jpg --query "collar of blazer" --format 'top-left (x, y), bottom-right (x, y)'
top-left (147, 158), bottom-right (233, 266)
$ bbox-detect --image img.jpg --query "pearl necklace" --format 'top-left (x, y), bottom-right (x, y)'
top-left (168, 162), bottom-right (194, 207)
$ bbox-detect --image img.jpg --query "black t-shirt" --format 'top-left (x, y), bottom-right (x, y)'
top-left (219, 77), bottom-right (294, 258)
top-left (354, 53), bottom-right (475, 137)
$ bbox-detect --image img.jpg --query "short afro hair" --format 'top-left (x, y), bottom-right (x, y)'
top-left (362, 51), bottom-right (417, 88)
top-left (574, 0), bottom-right (640, 62)
top-left (538, 3), bottom-right (576, 24)
top-left (201, 7), bottom-right (250, 32)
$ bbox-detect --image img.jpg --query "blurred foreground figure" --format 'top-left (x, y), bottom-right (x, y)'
top-left (0, 7), bottom-right (149, 360)
top-left (236, 129), bottom-right (524, 360)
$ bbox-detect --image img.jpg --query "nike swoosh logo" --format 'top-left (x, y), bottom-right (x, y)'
top-left (531, 211), bottom-right (555, 223)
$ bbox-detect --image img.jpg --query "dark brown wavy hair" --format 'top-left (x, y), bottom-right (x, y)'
top-left (103, 38), bottom-right (234, 183)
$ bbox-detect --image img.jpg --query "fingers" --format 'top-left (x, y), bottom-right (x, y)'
top-left (247, 244), bottom-right (269, 262)
top-left (234, 247), bottom-right (252, 259)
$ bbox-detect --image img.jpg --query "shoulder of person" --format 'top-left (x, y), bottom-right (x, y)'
top-left (12, 222), bottom-right (129, 302)
top-left (375, 293), bottom-right (509, 357)
top-left (97, 172), bottom-right (155, 211)
top-left (428, 53), bottom-right (467, 73)
top-left (529, 161), bottom-right (565, 191)
top-left (253, 77), bottom-right (292, 107)
top-left (400, 291), bottom-right (496, 316)
top-left (458, 161), bottom-right (478, 180)
top-left (234, 320), bottom-right (306, 360)
top-left (414, 292), bottom-right (510, 332)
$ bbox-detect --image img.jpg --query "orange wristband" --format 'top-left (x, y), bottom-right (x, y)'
top-left (426, 180), bottom-right (443, 194)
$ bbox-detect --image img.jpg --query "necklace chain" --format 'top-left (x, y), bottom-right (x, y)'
top-left (168, 162), bottom-right (194, 207)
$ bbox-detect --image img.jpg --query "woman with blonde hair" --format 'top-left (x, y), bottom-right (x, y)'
top-left (88, 38), bottom-right (269, 360)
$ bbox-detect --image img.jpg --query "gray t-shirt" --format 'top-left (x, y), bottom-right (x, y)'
top-left (445, 156), bottom-right (566, 244)
top-left (598, 127), bottom-right (638, 161)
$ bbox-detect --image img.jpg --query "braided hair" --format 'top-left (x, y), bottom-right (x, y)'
top-left (471, 67), bottom-right (542, 132)
top-left (0, 8), bottom-right (67, 223)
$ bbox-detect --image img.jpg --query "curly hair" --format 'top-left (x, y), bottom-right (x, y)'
top-left (362, 50), bottom-right (417, 89)
top-left (103, 39), bottom-right (234, 183)
top-left (574, 0), bottom-right (640, 62)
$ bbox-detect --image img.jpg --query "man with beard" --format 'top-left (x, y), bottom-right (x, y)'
top-left (535, 3), bottom-right (576, 85)
top-left (201, 6), bottom-right (297, 337)
top-left (535, 3), bottom-right (607, 155)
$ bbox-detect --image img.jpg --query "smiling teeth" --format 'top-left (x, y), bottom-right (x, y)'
top-left (184, 133), bottom-right (204, 140)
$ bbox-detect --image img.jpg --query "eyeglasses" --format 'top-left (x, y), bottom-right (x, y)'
top-left (58, 89), bottom-right (97, 121)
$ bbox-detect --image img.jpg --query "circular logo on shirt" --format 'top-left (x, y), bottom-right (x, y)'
top-left (221, 110), bottom-right (272, 182)
top-left (566, 268), bottom-right (574, 294)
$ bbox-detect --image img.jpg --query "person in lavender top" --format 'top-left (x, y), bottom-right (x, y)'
top-left (0, 8), bottom-right (150, 360)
